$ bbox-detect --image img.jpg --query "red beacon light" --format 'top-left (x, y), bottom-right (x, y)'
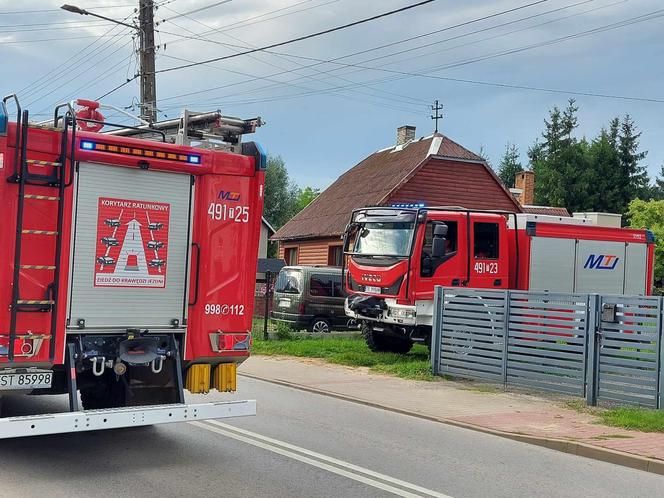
top-left (75, 99), bottom-right (105, 132)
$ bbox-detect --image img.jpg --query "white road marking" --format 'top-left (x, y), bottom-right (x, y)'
top-left (191, 420), bottom-right (452, 498)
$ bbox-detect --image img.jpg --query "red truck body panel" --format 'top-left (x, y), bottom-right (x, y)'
top-left (0, 122), bottom-right (264, 367)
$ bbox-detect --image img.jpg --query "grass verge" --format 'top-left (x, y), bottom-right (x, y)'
top-left (565, 400), bottom-right (664, 433)
top-left (251, 333), bottom-right (434, 381)
top-left (598, 407), bottom-right (664, 433)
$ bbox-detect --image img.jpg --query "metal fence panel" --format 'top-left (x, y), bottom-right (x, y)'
top-left (438, 288), bottom-right (507, 383)
top-left (506, 292), bottom-right (589, 396)
top-left (596, 295), bottom-right (661, 408)
top-left (433, 287), bottom-right (664, 409)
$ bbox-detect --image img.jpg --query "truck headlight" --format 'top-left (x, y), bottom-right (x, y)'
top-left (389, 308), bottom-right (416, 319)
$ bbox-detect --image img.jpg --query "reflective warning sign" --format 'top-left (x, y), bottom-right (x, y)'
top-left (94, 197), bottom-right (170, 288)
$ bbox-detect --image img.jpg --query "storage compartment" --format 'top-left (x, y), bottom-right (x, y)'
top-left (67, 162), bottom-right (192, 329)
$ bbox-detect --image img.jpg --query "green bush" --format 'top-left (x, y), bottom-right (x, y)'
top-left (275, 321), bottom-right (294, 340)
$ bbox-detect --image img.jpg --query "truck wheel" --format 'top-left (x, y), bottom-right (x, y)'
top-left (362, 323), bottom-right (413, 354)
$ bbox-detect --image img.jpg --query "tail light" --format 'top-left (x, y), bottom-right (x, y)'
top-left (299, 302), bottom-right (305, 314)
top-left (209, 333), bottom-right (251, 353)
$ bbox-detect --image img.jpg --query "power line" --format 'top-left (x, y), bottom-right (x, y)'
top-left (155, 0), bottom-right (438, 74)
top-left (0, 4), bottom-right (135, 15)
top-left (29, 38), bottom-right (136, 110)
top-left (160, 0), bottom-right (232, 21)
top-left (0, 19), bottom-right (119, 28)
top-left (98, 0), bottom-right (437, 98)
top-left (0, 22), bottom-right (114, 33)
top-left (154, 0), bottom-right (578, 104)
top-left (0, 34), bottom-right (121, 44)
top-left (20, 12), bottom-right (138, 105)
top-left (155, 0), bottom-right (340, 44)
top-left (160, 8), bottom-right (664, 109)
top-left (19, 21), bottom-right (132, 99)
top-left (157, 3), bottom-right (429, 112)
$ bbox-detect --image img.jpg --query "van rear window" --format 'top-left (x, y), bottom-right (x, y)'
top-left (275, 271), bottom-right (302, 294)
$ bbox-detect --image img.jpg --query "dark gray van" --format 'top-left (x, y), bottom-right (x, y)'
top-left (271, 266), bottom-right (354, 333)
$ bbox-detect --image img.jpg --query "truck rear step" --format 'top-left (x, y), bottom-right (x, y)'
top-left (0, 400), bottom-right (256, 439)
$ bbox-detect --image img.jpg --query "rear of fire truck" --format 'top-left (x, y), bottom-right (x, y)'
top-left (0, 95), bottom-right (264, 438)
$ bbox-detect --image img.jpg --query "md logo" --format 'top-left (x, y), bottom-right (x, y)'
top-left (218, 190), bottom-right (241, 201)
top-left (584, 254), bottom-right (619, 270)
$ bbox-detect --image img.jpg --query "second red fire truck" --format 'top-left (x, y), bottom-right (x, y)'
top-left (343, 206), bottom-right (655, 353)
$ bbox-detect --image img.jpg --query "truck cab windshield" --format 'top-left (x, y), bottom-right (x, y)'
top-left (353, 222), bottom-right (414, 256)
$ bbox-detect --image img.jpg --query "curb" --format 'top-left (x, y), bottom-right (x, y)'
top-left (239, 372), bottom-right (664, 476)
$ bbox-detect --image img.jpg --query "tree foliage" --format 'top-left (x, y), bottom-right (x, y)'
top-left (263, 155), bottom-right (319, 231)
top-left (497, 143), bottom-right (523, 188)
top-left (263, 155), bottom-right (300, 230)
top-left (296, 187), bottom-right (320, 212)
top-left (528, 100), bottom-right (650, 214)
top-left (627, 199), bottom-right (662, 285)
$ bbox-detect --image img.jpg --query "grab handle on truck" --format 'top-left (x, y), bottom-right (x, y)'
top-left (189, 242), bottom-right (201, 306)
top-left (2, 94), bottom-right (21, 177)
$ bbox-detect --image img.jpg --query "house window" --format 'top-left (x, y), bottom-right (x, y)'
top-left (327, 245), bottom-right (343, 266)
top-left (284, 247), bottom-right (298, 265)
top-left (474, 223), bottom-right (499, 259)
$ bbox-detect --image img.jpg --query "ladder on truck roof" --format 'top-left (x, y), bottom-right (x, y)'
top-left (105, 108), bottom-right (262, 153)
top-left (1, 95), bottom-right (75, 362)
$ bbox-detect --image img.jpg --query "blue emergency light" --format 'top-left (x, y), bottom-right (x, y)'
top-left (391, 203), bottom-right (425, 208)
top-left (78, 139), bottom-right (202, 165)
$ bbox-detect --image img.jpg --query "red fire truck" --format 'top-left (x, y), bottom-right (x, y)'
top-left (0, 95), bottom-right (265, 437)
top-left (343, 206), bottom-right (655, 353)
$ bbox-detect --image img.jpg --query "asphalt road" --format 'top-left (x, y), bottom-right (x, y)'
top-left (0, 376), bottom-right (662, 498)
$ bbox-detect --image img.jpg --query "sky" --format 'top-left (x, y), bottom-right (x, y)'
top-left (1, 0), bottom-right (662, 190)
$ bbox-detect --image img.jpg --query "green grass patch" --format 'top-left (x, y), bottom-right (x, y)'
top-left (564, 400), bottom-right (664, 433)
top-left (251, 333), bottom-right (434, 381)
top-left (598, 407), bottom-right (664, 433)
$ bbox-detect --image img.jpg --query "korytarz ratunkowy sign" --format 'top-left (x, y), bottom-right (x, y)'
top-left (94, 197), bottom-right (170, 288)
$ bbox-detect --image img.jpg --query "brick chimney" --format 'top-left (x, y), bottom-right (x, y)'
top-left (514, 171), bottom-right (535, 205)
top-left (396, 125), bottom-right (416, 146)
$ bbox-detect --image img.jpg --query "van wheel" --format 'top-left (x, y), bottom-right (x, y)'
top-left (362, 323), bottom-right (413, 354)
top-left (311, 318), bottom-right (331, 333)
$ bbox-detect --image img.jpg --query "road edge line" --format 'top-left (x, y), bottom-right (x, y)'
top-left (238, 372), bottom-right (664, 476)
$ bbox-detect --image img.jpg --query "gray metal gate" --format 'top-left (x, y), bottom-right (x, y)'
top-left (595, 295), bottom-right (662, 408)
top-left (435, 288), bottom-right (507, 383)
top-left (432, 287), bottom-right (664, 408)
top-left (507, 291), bottom-right (589, 396)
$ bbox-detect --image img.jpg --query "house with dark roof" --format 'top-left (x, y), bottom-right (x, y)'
top-left (271, 125), bottom-right (523, 266)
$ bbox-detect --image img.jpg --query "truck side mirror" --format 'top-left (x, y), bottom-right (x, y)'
top-left (342, 224), bottom-right (357, 252)
top-left (433, 224), bottom-right (448, 238)
top-left (431, 223), bottom-right (448, 259)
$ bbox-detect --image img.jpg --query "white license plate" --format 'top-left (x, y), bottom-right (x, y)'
top-left (278, 299), bottom-right (291, 308)
top-left (0, 371), bottom-right (53, 391)
top-left (365, 286), bottom-right (381, 294)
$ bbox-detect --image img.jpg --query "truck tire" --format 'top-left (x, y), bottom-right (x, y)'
top-left (362, 323), bottom-right (413, 354)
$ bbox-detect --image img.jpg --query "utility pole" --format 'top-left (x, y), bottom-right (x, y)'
top-left (139, 0), bottom-right (157, 123)
top-left (431, 99), bottom-right (443, 134)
